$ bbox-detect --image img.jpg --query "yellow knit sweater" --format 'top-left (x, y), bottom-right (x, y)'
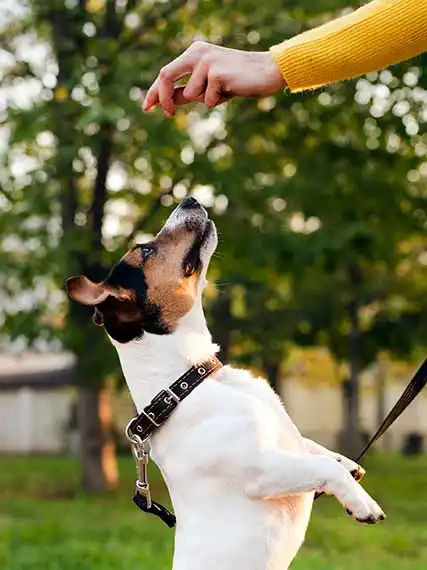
top-left (270, 0), bottom-right (427, 92)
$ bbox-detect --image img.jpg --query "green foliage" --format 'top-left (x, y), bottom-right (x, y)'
top-left (0, 0), bottom-right (198, 384)
top-left (0, 0), bottom-right (426, 392)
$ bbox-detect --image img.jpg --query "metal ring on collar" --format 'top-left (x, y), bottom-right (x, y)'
top-left (125, 417), bottom-right (143, 444)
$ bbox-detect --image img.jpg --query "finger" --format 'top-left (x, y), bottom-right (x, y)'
top-left (147, 42), bottom-right (204, 115)
top-left (144, 53), bottom-right (195, 114)
top-left (172, 86), bottom-right (205, 107)
top-left (143, 42), bottom-right (212, 113)
top-left (146, 69), bottom-right (192, 114)
top-left (173, 86), bottom-right (232, 108)
top-left (158, 72), bottom-right (177, 117)
top-left (183, 61), bottom-right (208, 101)
top-left (143, 77), bottom-right (160, 112)
top-left (204, 77), bottom-right (223, 108)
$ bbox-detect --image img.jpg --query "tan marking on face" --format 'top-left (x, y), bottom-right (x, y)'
top-left (127, 226), bottom-right (202, 329)
top-left (122, 247), bottom-right (144, 268)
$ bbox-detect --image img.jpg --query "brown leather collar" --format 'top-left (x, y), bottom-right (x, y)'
top-left (126, 355), bottom-right (223, 441)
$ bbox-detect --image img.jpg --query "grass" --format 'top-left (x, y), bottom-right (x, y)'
top-left (1, 453), bottom-right (426, 569)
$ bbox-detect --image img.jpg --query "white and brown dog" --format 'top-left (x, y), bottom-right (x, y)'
top-left (67, 197), bottom-right (385, 570)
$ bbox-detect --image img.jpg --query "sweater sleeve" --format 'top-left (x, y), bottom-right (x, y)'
top-left (270, 0), bottom-right (427, 92)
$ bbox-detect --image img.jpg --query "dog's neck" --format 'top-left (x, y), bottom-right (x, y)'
top-left (111, 299), bottom-right (218, 412)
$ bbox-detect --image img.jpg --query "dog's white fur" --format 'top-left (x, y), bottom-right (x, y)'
top-left (111, 205), bottom-right (384, 570)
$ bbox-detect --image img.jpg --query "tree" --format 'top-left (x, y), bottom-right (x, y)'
top-left (0, 0), bottom-right (202, 490)
top-left (183, 2), bottom-right (427, 453)
top-left (1, 0), bottom-right (426, 477)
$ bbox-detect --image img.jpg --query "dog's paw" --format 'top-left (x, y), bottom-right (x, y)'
top-left (343, 486), bottom-right (385, 524)
top-left (336, 456), bottom-right (366, 482)
top-left (350, 466), bottom-right (366, 482)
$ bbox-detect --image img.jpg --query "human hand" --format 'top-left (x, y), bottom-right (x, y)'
top-left (143, 41), bottom-right (285, 116)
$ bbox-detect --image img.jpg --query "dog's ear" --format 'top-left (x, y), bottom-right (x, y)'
top-left (66, 276), bottom-right (110, 306)
top-left (66, 275), bottom-right (140, 336)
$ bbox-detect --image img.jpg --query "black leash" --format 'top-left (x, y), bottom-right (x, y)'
top-left (315, 357), bottom-right (427, 500)
top-left (133, 492), bottom-right (176, 528)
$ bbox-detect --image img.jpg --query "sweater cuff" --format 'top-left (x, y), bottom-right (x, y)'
top-left (270, 42), bottom-right (323, 93)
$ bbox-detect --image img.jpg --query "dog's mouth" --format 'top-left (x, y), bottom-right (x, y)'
top-left (199, 217), bottom-right (215, 246)
top-left (191, 213), bottom-right (217, 271)
top-left (182, 219), bottom-right (217, 279)
top-left (164, 197), bottom-right (218, 267)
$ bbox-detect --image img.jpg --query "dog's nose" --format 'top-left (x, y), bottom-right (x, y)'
top-left (181, 196), bottom-right (199, 209)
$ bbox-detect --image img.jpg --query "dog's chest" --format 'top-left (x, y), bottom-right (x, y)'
top-left (150, 371), bottom-right (304, 487)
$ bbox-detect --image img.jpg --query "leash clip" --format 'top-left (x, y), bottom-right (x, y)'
top-left (126, 418), bottom-right (153, 508)
top-left (131, 436), bottom-right (152, 509)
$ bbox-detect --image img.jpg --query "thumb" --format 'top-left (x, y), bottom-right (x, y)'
top-left (172, 86), bottom-right (205, 107)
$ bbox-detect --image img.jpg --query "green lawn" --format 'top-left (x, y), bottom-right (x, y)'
top-left (1, 453), bottom-right (426, 569)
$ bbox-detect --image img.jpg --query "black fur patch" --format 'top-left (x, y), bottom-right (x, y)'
top-left (97, 260), bottom-right (170, 343)
top-left (105, 260), bottom-right (148, 300)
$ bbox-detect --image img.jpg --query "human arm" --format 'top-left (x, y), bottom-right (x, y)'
top-left (271, 0), bottom-right (427, 92)
top-left (143, 0), bottom-right (427, 114)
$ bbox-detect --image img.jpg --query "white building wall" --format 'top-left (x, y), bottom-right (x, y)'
top-left (0, 392), bottom-right (22, 452)
top-left (1, 373), bottom-right (425, 454)
top-left (0, 388), bottom-right (74, 453)
top-left (282, 382), bottom-right (342, 449)
top-left (280, 376), bottom-right (427, 452)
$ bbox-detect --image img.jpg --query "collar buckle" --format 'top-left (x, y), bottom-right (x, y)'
top-left (164, 387), bottom-right (181, 404)
top-left (140, 409), bottom-right (161, 428)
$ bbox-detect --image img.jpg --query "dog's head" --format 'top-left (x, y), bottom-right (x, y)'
top-left (66, 197), bottom-right (217, 343)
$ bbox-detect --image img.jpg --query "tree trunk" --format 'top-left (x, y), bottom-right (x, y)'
top-left (44, 2), bottom-right (122, 493)
top-left (263, 358), bottom-right (282, 395)
top-left (77, 383), bottom-right (118, 492)
top-left (339, 300), bottom-right (364, 457)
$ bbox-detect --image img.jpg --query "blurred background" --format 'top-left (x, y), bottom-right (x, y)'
top-left (1, 1), bottom-right (426, 569)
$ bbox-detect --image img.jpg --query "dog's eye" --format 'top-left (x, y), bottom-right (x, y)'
top-left (140, 245), bottom-right (155, 259)
top-left (183, 261), bottom-right (196, 277)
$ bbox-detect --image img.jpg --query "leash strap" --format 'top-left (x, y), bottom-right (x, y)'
top-left (353, 357), bottom-right (427, 463)
top-left (315, 357), bottom-right (427, 500)
top-left (133, 492), bottom-right (176, 528)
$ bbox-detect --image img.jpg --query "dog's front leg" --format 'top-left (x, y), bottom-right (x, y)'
top-left (303, 438), bottom-right (365, 482)
top-left (245, 451), bottom-right (385, 523)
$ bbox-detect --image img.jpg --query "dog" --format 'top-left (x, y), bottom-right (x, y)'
top-left (66, 197), bottom-right (385, 570)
